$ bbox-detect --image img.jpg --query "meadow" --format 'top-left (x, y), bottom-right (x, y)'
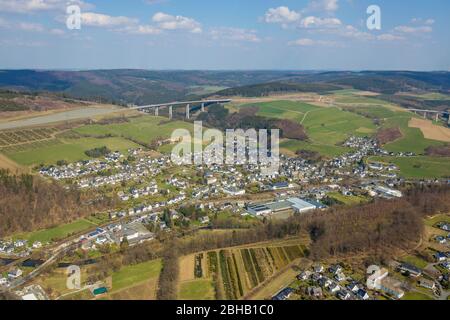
top-left (74, 115), bottom-right (194, 145)
top-left (4, 136), bottom-right (139, 166)
top-left (16, 218), bottom-right (96, 244)
top-left (237, 101), bottom-right (376, 157)
top-left (111, 259), bottom-right (162, 292)
top-left (370, 155), bottom-right (450, 179)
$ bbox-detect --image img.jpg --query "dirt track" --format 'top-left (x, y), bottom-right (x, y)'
top-left (409, 118), bottom-right (450, 142)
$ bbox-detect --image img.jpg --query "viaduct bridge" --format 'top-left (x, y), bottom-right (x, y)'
top-left (408, 108), bottom-right (450, 124)
top-left (130, 99), bottom-right (232, 119)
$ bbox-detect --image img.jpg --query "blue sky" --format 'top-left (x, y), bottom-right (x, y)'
top-left (0, 0), bottom-right (449, 70)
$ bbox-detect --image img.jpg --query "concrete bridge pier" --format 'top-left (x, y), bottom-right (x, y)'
top-left (436, 113), bottom-right (439, 122)
top-left (186, 104), bottom-right (190, 119)
top-left (169, 106), bottom-right (173, 120)
top-left (201, 103), bottom-right (205, 112)
top-left (155, 107), bottom-right (159, 117)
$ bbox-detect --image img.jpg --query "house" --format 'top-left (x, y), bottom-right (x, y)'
top-left (272, 288), bottom-right (294, 300)
top-left (313, 264), bottom-right (324, 273)
top-left (297, 271), bottom-right (312, 281)
top-left (435, 236), bottom-right (447, 244)
top-left (308, 287), bottom-right (323, 298)
top-left (8, 268), bottom-right (23, 279)
top-left (32, 242), bottom-right (42, 249)
top-left (356, 289), bottom-right (369, 300)
top-left (0, 277), bottom-right (9, 286)
top-left (434, 252), bottom-right (447, 262)
top-left (328, 282), bottom-right (340, 293)
top-left (199, 216), bottom-right (210, 224)
top-left (380, 277), bottom-right (405, 299)
top-left (335, 272), bottom-right (346, 282)
top-left (347, 282), bottom-right (360, 293)
top-left (337, 290), bottom-right (351, 300)
top-left (398, 263), bottom-right (422, 277)
top-left (419, 278), bottom-right (436, 290)
top-left (329, 264), bottom-right (343, 274)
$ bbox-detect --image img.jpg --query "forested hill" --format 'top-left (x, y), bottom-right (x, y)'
top-left (0, 70), bottom-right (449, 105)
top-left (211, 82), bottom-right (340, 97)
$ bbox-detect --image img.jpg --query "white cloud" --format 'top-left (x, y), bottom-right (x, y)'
top-left (0, 0), bottom-right (93, 13)
top-left (307, 0), bottom-right (339, 13)
top-left (288, 38), bottom-right (338, 47)
top-left (81, 12), bottom-right (138, 27)
top-left (394, 25), bottom-right (433, 34)
top-left (125, 25), bottom-right (162, 35)
top-left (210, 27), bottom-right (261, 43)
top-left (264, 6), bottom-right (301, 26)
top-left (152, 12), bottom-right (202, 33)
top-left (300, 16), bottom-right (341, 28)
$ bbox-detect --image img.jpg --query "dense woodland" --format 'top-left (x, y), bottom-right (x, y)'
top-left (0, 170), bottom-right (114, 237)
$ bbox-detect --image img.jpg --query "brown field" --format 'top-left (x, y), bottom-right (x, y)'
top-left (0, 153), bottom-right (28, 173)
top-left (108, 279), bottom-right (158, 300)
top-left (409, 118), bottom-right (450, 142)
top-left (179, 254), bottom-right (196, 282)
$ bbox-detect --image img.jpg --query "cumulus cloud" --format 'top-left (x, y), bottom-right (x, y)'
top-left (307, 0), bottom-right (339, 13)
top-left (210, 27), bottom-right (261, 43)
top-left (81, 12), bottom-right (138, 27)
top-left (152, 12), bottom-right (202, 33)
top-left (0, 0), bottom-right (93, 13)
top-left (264, 6), bottom-right (301, 25)
top-left (300, 16), bottom-right (341, 28)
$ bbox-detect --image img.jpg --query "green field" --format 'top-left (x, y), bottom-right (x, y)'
top-left (401, 255), bottom-right (429, 269)
top-left (370, 156), bottom-right (450, 179)
top-left (17, 219), bottom-right (96, 244)
top-left (280, 139), bottom-right (351, 157)
top-left (179, 279), bottom-right (215, 300)
top-left (382, 116), bottom-right (445, 154)
top-left (238, 101), bottom-right (375, 157)
top-left (112, 259), bottom-right (162, 292)
top-left (74, 115), bottom-right (194, 145)
top-left (328, 192), bottom-right (369, 205)
top-left (402, 291), bottom-right (433, 300)
top-left (4, 136), bottom-right (139, 166)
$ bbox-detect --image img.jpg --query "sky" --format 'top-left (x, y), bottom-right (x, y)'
top-left (0, 0), bottom-right (449, 70)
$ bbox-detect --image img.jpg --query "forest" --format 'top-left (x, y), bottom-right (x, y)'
top-left (0, 170), bottom-right (114, 237)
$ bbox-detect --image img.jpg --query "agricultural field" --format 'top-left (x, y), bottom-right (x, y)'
top-left (106, 259), bottom-right (162, 300)
top-left (2, 136), bottom-right (139, 167)
top-left (327, 192), bottom-right (370, 206)
top-left (237, 101), bottom-right (375, 157)
top-left (369, 155), bottom-right (450, 179)
top-left (181, 243), bottom-right (308, 300)
top-left (382, 116), bottom-right (446, 154)
top-left (73, 115), bottom-right (194, 146)
top-left (0, 128), bottom-right (58, 148)
top-left (15, 218), bottom-right (97, 244)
